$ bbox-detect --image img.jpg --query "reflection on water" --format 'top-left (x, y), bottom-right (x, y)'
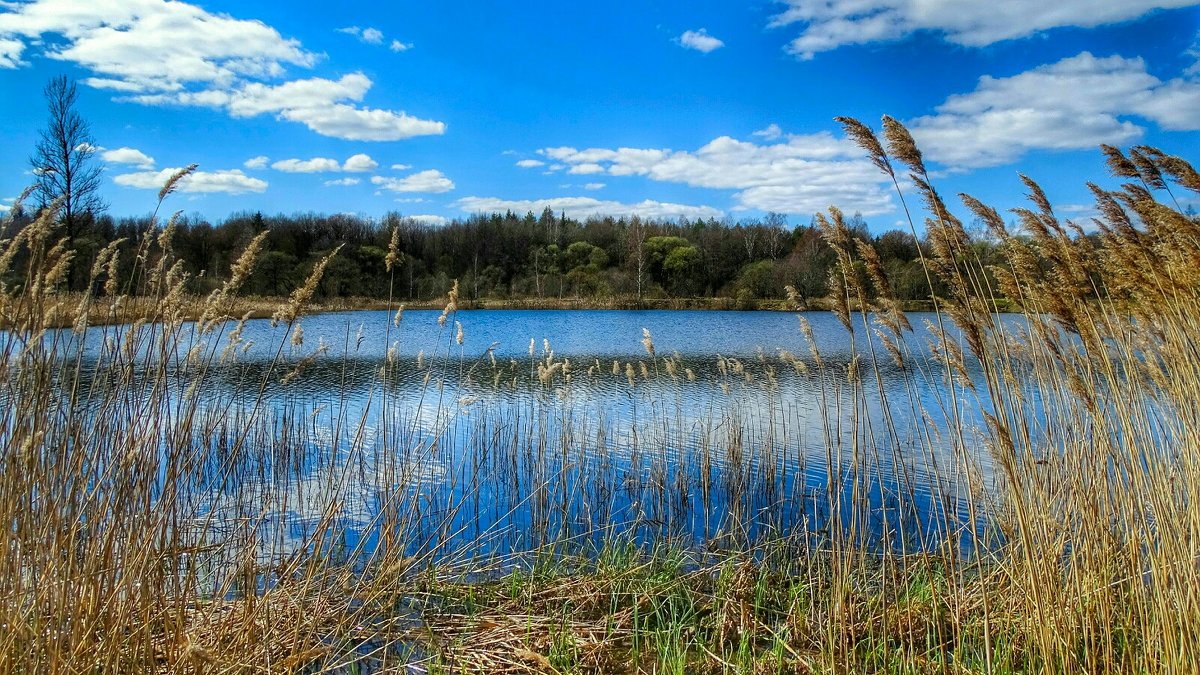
top-left (34, 309), bottom-right (1026, 572)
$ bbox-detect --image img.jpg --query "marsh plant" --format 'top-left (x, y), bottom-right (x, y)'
top-left (1, 121), bottom-right (1199, 673)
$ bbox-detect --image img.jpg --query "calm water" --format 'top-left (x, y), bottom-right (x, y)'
top-left (45, 309), bottom-right (1021, 566)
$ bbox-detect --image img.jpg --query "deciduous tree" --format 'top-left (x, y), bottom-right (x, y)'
top-left (30, 75), bottom-right (105, 244)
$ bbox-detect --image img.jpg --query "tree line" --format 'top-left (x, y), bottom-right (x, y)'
top-left (4, 201), bottom-right (985, 305)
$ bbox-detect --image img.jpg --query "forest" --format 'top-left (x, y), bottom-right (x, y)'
top-left (1, 203), bottom-right (998, 307)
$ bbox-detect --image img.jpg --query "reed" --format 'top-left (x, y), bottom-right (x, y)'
top-left (1, 121), bottom-right (1198, 673)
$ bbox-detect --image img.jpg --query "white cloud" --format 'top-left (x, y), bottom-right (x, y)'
top-left (1059, 203), bottom-right (1102, 216)
top-left (276, 98), bottom-right (444, 141)
top-left (908, 52), bottom-right (1200, 168)
top-left (391, 163), bottom-right (412, 170)
top-left (271, 157), bottom-right (341, 173)
top-left (536, 132), bottom-right (892, 215)
top-left (324, 177), bottom-right (361, 187)
top-left (1050, 204), bottom-right (1106, 231)
top-left (678, 29), bottom-right (724, 53)
top-left (516, 159), bottom-right (546, 168)
top-left (269, 154), bottom-right (377, 173)
top-left (131, 73), bottom-right (446, 141)
top-left (390, 40), bottom-right (412, 52)
top-left (0, 0), bottom-right (315, 88)
top-left (342, 153), bottom-right (378, 172)
top-left (771, 0), bottom-right (1199, 58)
top-left (100, 146), bottom-right (155, 169)
top-left (456, 196), bottom-right (723, 220)
top-left (0, 2), bottom-right (445, 141)
top-left (244, 155), bottom-right (269, 170)
top-left (583, 182), bottom-right (606, 190)
top-left (406, 214), bottom-right (448, 226)
top-left (752, 124), bottom-right (784, 141)
top-left (114, 167), bottom-right (267, 194)
top-left (0, 36), bottom-right (22, 68)
top-left (337, 26), bottom-right (383, 45)
top-left (568, 162), bottom-right (605, 174)
top-left (1187, 34), bottom-right (1200, 76)
top-left (371, 170), bottom-right (455, 193)
top-left (82, 77), bottom-right (145, 92)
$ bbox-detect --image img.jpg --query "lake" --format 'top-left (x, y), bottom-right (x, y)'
top-left (48, 308), bottom-right (1015, 571)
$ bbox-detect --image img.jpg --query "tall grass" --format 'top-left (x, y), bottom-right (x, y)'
top-left (1, 121), bottom-right (1198, 673)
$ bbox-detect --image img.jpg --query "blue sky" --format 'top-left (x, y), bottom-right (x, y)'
top-left (1, 0), bottom-right (1199, 231)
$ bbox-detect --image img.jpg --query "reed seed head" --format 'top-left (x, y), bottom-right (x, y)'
top-left (835, 116), bottom-right (893, 178)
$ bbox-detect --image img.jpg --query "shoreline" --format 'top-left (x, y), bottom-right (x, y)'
top-left (21, 292), bottom-right (1031, 331)
top-left (37, 293), bottom-right (971, 329)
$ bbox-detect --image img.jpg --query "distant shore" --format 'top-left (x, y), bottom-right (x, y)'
top-left (31, 293), bottom-right (979, 329)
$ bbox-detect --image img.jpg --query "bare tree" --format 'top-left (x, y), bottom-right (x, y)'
top-left (30, 75), bottom-right (105, 242)
top-left (627, 216), bottom-right (647, 303)
top-left (739, 219), bottom-right (761, 261)
top-left (764, 212), bottom-right (787, 259)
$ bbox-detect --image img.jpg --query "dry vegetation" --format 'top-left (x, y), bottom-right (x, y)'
top-left (1, 120), bottom-right (1200, 673)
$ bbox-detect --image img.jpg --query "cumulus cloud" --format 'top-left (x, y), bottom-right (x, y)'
top-left (391, 163), bottom-right (412, 170)
top-left (342, 153), bottom-right (378, 172)
top-left (271, 157), bottom-right (342, 173)
top-left (0, 0), bottom-right (314, 85)
top-left (268, 153), bottom-right (379, 173)
top-left (536, 131), bottom-right (892, 215)
top-left (678, 29), bottom-right (724, 53)
top-left (114, 167), bottom-right (267, 194)
top-left (390, 40), bottom-right (413, 52)
top-left (101, 147), bottom-right (155, 168)
top-left (770, 0), bottom-right (1198, 58)
top-left (244, 155), bottom-right (269, 169)
top-left (908, 52), bottom-right (1200, 168)
top-left (515, 159), bottom-right (545, 168)
top-left (0, 1), bottom-right (445, 141)
top-left (583, 183), bottom-right (606, 190)
top-left (406, 214), bottom-right (449, 226)
top-left (324, 177), bottom-right (361, 187)
top-left (130, 73), bottom-right (445, 141)
top-left (371, 170), bottom-right (455, 193)
top-left (567, 163), bottom-right (605, 175)
top-left (456, 196), bottom-right (723, 220)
